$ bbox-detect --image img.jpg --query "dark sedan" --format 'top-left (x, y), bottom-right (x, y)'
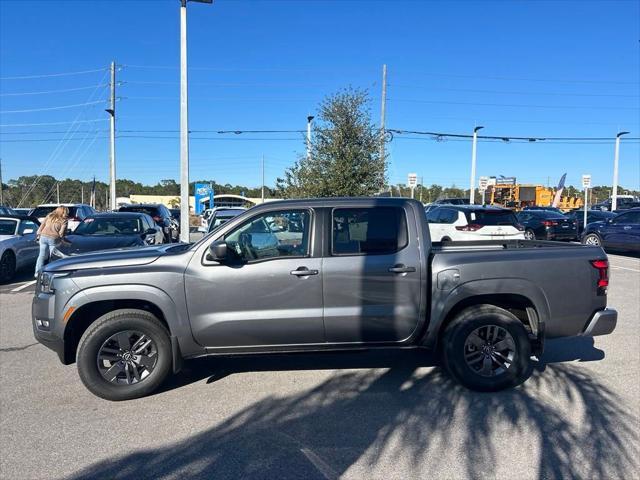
top-left (517, 210), bottom-right (578, 241)
top-left (51, 213), bottom-right (164, 260)
top-left (582, 208), bottom-right (640, 253)
top-left (118, 204), bottom-right (174, 242)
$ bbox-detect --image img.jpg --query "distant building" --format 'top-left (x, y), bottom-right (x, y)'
top-left (123, 194), bottom-right (279, 212)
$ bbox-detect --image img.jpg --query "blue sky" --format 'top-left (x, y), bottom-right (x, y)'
top-left (1, 0), bottom-right (639, 191)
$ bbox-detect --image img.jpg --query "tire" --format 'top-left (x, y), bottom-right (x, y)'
top-left (76, 309), bottom-right (172, 401)
top-left (582, 233), bottom-right (601, 247)
top-left (0, 251), bottom-right (16, 283)
top-left (524, 229), bottom-right (536, 240)
top-left (441, 237), bottom-right (452, 243)
top-left (442, 304), bottom-right (531, 392)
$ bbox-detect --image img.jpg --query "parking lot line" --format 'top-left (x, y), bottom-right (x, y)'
top-left (610, 265), bottom-right (640, 273)
top-left (10, 280), bottom-right (36, 292)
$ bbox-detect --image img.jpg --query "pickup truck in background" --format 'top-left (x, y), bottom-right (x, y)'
top-left (32, 198), bottom-right (617, 401)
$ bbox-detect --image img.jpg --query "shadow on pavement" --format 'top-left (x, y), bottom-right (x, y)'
top-left (65, 337), bottom-right (637, 480)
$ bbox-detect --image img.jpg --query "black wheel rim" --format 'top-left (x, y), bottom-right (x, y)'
top-left (0, 255), bottom-right (14, 280)
top-left (97, 330), bottom-right (158, 385)
top-left (463, 325), bottom-right (516, 377)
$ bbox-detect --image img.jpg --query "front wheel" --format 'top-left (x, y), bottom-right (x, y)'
top-left (77, 309), bottom-right (172, 401)
top-left (0, 251), bottom-right (16, 283)
top-left (524, 229), bottom-right (536, 240)
top-left (442, 305), bottom-right (532, 391)
top-left (582, 233), bottom-right (602, 247)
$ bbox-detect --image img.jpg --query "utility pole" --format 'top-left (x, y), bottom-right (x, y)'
top-left (261, 154), bottom-right (265, 203)
top-left (56, 183), bottom-right (60, 204)
top-left (106, 61), bottom-right (117, 211)
top-left (306, 116), bottom-right (314, 161)
top-left (105, 188), bottom-right (108, 211)
top-left (0, 158), bottom-right (3, 205)
top-left (179, 0), bottom-right (190, 242)
top-left (612, 131), bottom-right (629, 211)
top-left (469, 126), bottom-right (484, 204)
top-left (81, 186), bottom-right (84, 204)
top-left (379, 64), bottom-right (387, 163)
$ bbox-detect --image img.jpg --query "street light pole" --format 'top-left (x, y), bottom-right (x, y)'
top-left (306, 116), bottom-right (314, 161)
top-left (469, 126), bottom-right (483, 204)
top-left (611, 131), bottom-right (629, 211)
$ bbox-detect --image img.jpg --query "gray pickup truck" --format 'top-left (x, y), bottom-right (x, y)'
top-left (32, 198), bottom-right (617, 401)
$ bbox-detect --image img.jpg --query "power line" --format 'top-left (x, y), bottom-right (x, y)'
top-left (389, 84), bottom-right (640, 98)
top-left (389, 98), bottom-right (639, 110)
top-left (0, 100), bottom-right (107, 114)
top-left (389, 128), bottom-right (640, 141)
top-left (0, 84), bottom-right (110, 97)
top-left (0, 118), bottom-right (110, 127)
top-left (0, 67), bottom-right (108, 81)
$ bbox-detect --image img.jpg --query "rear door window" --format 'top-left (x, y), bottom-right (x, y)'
top-left (332, 207), bottom-right (407, 255)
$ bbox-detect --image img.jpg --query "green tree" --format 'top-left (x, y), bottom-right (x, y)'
top-left (276, 88), bottom-right (386, 198)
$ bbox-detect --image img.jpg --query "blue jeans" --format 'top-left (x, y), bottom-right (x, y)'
top-left (35, 236), bottom-right (60, 277)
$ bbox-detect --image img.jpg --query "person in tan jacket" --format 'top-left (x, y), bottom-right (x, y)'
top-left (34, 206), bottom-right (68, 277)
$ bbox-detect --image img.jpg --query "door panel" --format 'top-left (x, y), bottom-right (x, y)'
top-left (323, 207), bottom-right (422, 343)
top-left (185, 208), bottom-right (324, 347)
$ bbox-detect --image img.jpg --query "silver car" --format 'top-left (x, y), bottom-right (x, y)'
top-left (0, 215), bottom-right (40, 282)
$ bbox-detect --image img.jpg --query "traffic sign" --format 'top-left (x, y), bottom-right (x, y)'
top-left (582, 174), bottom-right (591, 189)
top-left (407, 173), bottom-right (418, 188)
top-left (478, 176), bottom-right (489, 192)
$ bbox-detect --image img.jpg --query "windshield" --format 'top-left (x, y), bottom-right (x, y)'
top-left (32, 206), bottom-right (78, 218)
top-left (0, 219), bottom-right (18, 235)
top-left (74, 217), bottom-right (142, 235)
top-left (468, 210), bottom-right (519, 226)
top-left (532, 211), bottom-right (567, 219)
top-left (208, 210), bottom-right (244, 232)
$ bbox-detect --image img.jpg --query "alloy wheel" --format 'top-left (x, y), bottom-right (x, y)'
top-left (463, 325), bottom-right (516, 377)
top-left (524, 230), bottom-right (535, 240)
top-left (97, 330), bottom-right (158, 385)
top-left (584, 235), bottom-right (601, 246)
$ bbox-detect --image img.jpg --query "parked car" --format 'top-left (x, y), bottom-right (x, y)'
top-left (169, 208), bottom-right (181, 240)
top-left (33, 198), bottom-right (617, 400)
top-left (432, 198), bottom-right (470, 205)
top-left (565, 209), bottom-right (617, 237)
top-left (516, 210), bottom-right (578, 241)
top-left (207, 207), bottom-right (247, 233)
top-left (118, 204), bottom-right (174, 243)
top-left (582, 208), bottom-right (640, 252)
top-left (31, 204), bottom-right (96, 232)
top-left (591, 196), bottom-right (639, 212)
top-left (0, 214), bottom-right (39, 282)
top-left (50, 213), bottom-right (164, 261)
top-left (426, 205), bottom-right (524, 242)
top-left (0, 206), bottom-right (17, 215)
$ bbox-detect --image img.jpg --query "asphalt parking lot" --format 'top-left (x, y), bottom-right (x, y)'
top-left (0, 254), bottom-right (638, 480)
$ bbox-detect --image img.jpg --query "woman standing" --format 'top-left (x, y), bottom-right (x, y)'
top-left (34, 206), bottom-right (68, 277)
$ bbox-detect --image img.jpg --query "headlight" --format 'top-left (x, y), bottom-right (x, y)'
top-left (39, 271), bottom-right (70, 294)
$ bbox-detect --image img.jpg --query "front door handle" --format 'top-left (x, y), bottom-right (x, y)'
top-left (290, 267), bottom-right (319, 276)
top-left (388, 264), bottom-right (416, 274)
top-left (623, 226), bottom-right (632, 230)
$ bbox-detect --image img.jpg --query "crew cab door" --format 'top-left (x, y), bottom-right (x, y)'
top-left (184, 208), bottom-right (325, 347)
top-left (322, 206), bottom-right (422, 343)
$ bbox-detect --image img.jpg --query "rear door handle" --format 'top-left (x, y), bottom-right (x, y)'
top-left (388, 264), bottom-right (416, 274)
top-left (290, 267), bottom-right (319, 276)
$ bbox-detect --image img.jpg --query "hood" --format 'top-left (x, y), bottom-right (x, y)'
top-left (45, 243), bottom-right (175, 272)
top-left (58, 234), bottom-right (142, 255)
top-left (0, 234), bottom-right (17, 242)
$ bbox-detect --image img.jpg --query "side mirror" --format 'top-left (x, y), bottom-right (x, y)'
top-left (209, 240), bottom-right (228, 261)
top-left (22, 228), bottom-right (35, 235)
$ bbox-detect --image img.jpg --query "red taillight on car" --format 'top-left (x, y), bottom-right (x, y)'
top-left (542, 220), bottom-right (558, 227)
top-left (590, 259), bottom-right (609, 293)
top-left (456, 224), bottom-right (483, 231)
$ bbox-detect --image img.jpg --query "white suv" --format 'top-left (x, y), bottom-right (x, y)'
top-left (426, 205), bottom-right (524, 242)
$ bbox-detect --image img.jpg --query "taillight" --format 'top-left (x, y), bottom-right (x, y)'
top-left (590, 259), bottom-right (609, 293)
top-left (456, 224), bottom-right (483, 231)
top-left (542, 220), bottom-right (558, 227)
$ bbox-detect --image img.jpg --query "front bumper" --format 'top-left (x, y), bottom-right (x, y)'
top-left (581, 309), bottom-right (617, 336)
top-left (32, 291), bottom-right (66, 363)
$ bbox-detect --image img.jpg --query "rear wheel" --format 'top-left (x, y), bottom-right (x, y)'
top-left (0, 251), bottom-right (16, 283)
top-left (442, 305), bottom-right (532, 391)
top-left (77, 309), bottom-right (172, 401)
top-left (524, 229), bottom-right (536, 240)
top-left (582, 233), bottom-right (601, 247)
